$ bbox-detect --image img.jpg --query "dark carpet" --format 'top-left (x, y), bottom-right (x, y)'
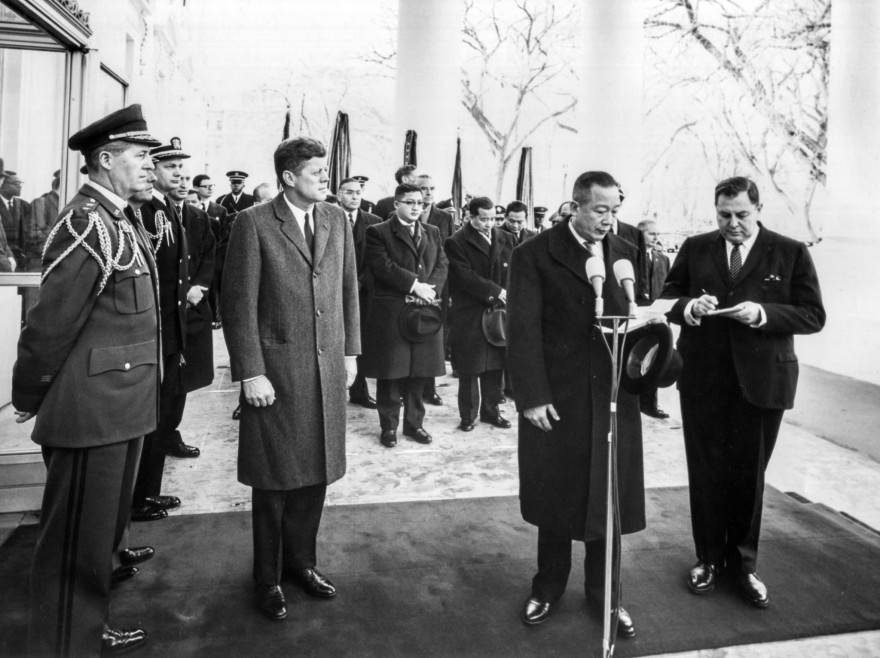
top-left (2, 487), bottom-right (879, 657)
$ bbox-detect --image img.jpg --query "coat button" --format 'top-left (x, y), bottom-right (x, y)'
top-left (318, 348), bottom-right (324, 355)
top-left (124, 363), bottom-right (131, 370)
top-left (178, 279), bottom-right (182, 284)
top-left (178, 301), bottom-right (182, 306)
top-left (135, 269), bottom-right (141, 275)
top-left (316, 310), bottom-right (322, 317)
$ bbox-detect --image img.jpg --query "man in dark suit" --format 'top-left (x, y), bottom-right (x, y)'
top-left (363, 183), bottom-right (448, 448)
top-left (373, 164), bottom-right (418, 220)
top-left (445, 196), bottom-right (515, 432)
top-left (337, 176), bottom-right (381, 408)
top-left (131, 138), bottom-right (194, 524)
top-left (507, 171), bottom-right (642, 638)
top-left (216, 170), bottom-right (255, 219)
top-left (222, 137), bottom-right (360, 621)
top-left (0, 169), bottom-right (31, 270)
top-left (637, 218), bottom-right (672, 419)
top-left (498, 200), bottom-right (537, 245)
top-left (608, 186), bottom-right (649, 305)
top-left (661, 176), bottom-right (825, 608)
top-left (13, 104), bottom-right (160, 657)
top-left (193, 173), bottom-right (230, 328)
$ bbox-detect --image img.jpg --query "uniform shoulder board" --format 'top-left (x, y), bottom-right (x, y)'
top-left (82, 198), bottom-right (97, 211)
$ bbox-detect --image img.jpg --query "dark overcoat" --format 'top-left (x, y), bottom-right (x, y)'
top-left (499, 223), bottom-right (537, 246)
top-left (362, 218), bottom-right (448, 379)
top-left (661, 224), bottom-right (825, 410)
top-left (180, 202), bottom-right (216, 392)
top-left (445, 223), bottom-right (515, 375)
top-left (646, 249), bottom-right (670, 302)
top-left (12, 184), bottom-right (160, 446)
top-left (506, 220), bottom-right (645, 541)
top-left (222, 195), bottom-right (360, 490)
top-left (216, 191), bottom-right (255, 218)
top-left (615, 219), bottom-right (650, 305)
top-left (352, 208), bottom-right (382, 343)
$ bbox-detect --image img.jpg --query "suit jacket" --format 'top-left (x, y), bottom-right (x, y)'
top-left (179, 202), bottom-right (216, 392)
top-left (222, 196), bottom-right (360, 490)
top-left (445, 224), bottom-right (515, 375)
top-left (141, 193), bottom-right (189, 358)
top-left (498, 223), bottom-right (537, 246)
top-left (662, 224), bottom-right (825, 410)
top-left (614, 219), bottom-right (649, 304)
top-left (362, 218), bottom-right (448, 379)
top-left (373, 195), bottom-right (396, 220)
top-left (359, 198), bottom-right (376, 214)
top-left (349, 209), bottom-right (382, 339)
top-left (422, 204), bottom-right (455, 243)
top-left (27, 191), bottom-right (59, 271)
top-left (12, 184), bottom-right (160, 447)
top-left (216, 191), bottom-right (255, 219)
top-left (646, 249), bottom-right (670, 301)
top-left (0, 195), bottom-right (31, 268)
top-left (507, 220), bottom-right (645, 540)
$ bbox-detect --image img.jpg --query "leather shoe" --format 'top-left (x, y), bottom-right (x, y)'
top-left (165, 443), bottom-right (200, 458)
top-left (293, 568), bottom-right (337, 599)
top-left (423, 392), bottom-right (443, 406)
top-left (480, 414), bottom-right (512, 429)
top-left (458, 420), bottom-right (476, 432)
top-left (617, 606), bottom-right (636, 638)
top-left (688, 561), bottom-right (718, 594)
top-left (380, 429), bottom-right (397, 448)
top-left (144, 495), bottom-right (181, 510)
top-left (232, 404), bottom-right (241, 420)
top-left (131, 505), bottom-right (167, 522)
top-left (737, 572), bottom-right (769, 608)
top-left (101, 627), bottom-right (147, 654)
top-left (119, 546), bottom-right (154, 567)
top-left (255, 583), bottom-right (288, 620)
top-left (641, 405), bottom-right (670, 419)
top-left (521, 597), bottom-right (551, 625)
top-left (111, 566), bottom-right (138, 586)
top-left (350, 395), bottom-right (377, 409)
top-left (403, 427), bottom-right (433, 444)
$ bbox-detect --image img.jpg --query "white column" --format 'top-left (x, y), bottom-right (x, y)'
top-left (393, 0), bottom-right (464, 188)
top-left (824, 0), bottom-right (880, 237)
top-left (574, 1), bottom-right (644, 218)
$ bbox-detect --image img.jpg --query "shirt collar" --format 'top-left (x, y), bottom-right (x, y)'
top-left (84, 180), bottom-right (127, 214)
top-left (725, 227), bottom-right (760, 260)
top-left (567, 219), bottom-right (600, 254)
top-left (282, 193), bottom-right (314, 224)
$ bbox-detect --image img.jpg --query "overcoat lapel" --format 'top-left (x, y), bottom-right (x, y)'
top-left (273, 195), bottom-right (313, 266)
top-left (391, 218), bottom-right (419, 258)
top-left (488, 228), bottom-right (503, 264)
top-left (463, 224), bottom-right (490, 256)
top-left (548, 221), bottom-right (589, 284)
top-left (313, 203), bottom-right (331, 266)
top-left (710, 232), bottom-right (729, 284)
top-left (731, 224), bottom-right (771, 288)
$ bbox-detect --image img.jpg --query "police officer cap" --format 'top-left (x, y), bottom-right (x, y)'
top-left (151, 136), bottom-right (191, 161)
top-left (68, 104), bottom-right (160, 153)
top-left (533, 206), bottom-right (548, 218)
top-left (494, 205), bottom-right (506, 217)
top-left (226, 170), bottom-right (249, 181)
top-left (352, 175), bottom-right (369, 183)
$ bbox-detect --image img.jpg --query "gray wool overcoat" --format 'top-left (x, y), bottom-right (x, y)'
top-left (222, 195), bottom-right (360, 490)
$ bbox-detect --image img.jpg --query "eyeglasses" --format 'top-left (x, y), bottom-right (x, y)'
top-left (397, 200), bottom-right (424, 207)
top-left (419, 187), bottom-right (436, 192)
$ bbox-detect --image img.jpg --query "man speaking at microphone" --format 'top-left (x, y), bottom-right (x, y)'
top-left (507, 171), bottom-right (645, 638)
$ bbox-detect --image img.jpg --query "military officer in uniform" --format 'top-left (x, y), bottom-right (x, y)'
top-left (216, 170), bottom-right (255, 219)
top-left (353, 174), bottom-right (375, 214)
top-left (13, 104), bottom-right (160, 657)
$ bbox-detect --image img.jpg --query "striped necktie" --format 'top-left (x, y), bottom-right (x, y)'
top-left (729, 243), bottom-right (742, 282)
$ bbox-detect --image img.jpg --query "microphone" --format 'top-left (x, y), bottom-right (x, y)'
top-left (585, 258), bottom-right (605, 317)
top-left (612, 259), bottom-right (637, 317)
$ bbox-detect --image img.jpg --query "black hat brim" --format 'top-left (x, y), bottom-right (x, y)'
top-left (620, 321), bottom-right (682, 394)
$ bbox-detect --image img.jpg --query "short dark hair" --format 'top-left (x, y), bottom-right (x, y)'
top-left (714, 176), bottom-right (760, 206)
top-left (395, 183), bottom-right (421, 200)
top-left (274, 137), bottom-right (326, 183)
top-left (187, 189), bottom-right (199, 195)
top-left (338, 177), bottom-right (359, 189)
top-left (84, 140), bottom-right (129, 173)
top-left (193, 174), bottom-right (210, 187)
top-left (505, 201), bottom-right (528, 216)
top-left (572, 171), bottom-right (620, 205)
top-left (468, 196), bottom-right (494, 215)
top-left (394, 165), bottom-right (417, 184)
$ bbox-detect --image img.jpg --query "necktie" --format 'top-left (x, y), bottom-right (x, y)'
top-left (304, 212), bottom-right (314, 253)
top-left (729, 243), bottom-right (742, 282)
top-left (412, 222), bottom-right (421, 247)
top-left (349, 212), bottom-right (355, 226)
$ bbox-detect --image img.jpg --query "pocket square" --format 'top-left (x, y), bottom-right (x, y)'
top-left (764, 274), bottom-right (782, 282)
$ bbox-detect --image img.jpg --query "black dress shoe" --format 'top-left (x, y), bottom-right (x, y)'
top-left (423, 392), bottom-right (443, 406)
top-left (350, 395), bottom-right (378, 409)
top-left (119, 546), bottom-right (154, 567)
top-left (641, 405), bottom-right (670, 419)
top-left (111, 566), bottom-right (138, 586)
top-left (480, 414), bottom-right (512, 429)
top-left (232, 404), bottom-right (241, 420)
top-left (144, 495), bottom-right (181, 510)
top-left (380, 429), bottom-right (397, 448)
top-left (617, 606), bottom-right (636, 638)
top-left (293, 568), bottom-right (337, 599)
top-left (521, 597), bottom-right (551, 625)
top-left (458, 420), bottom-right (476, 432)
top-left (165, 443), bottom-right (200, 458)
top-left (102, 627), bottom-right (147, 654)
top-left (131, 505), bottom-right (167, 522)
top-left (737, 572), bottom-right (769, 608)
top-left (403, 427), bottom-right (433, 444)
top-left (688, 561), bottom-right (718, 594)
top-left (255, 583), bottom-right (288, 620)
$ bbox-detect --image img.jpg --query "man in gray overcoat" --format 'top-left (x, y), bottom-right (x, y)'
top-left (222, 137), bottom-right (360, 622)
top-left (506, 171), bottom-right (645, 639)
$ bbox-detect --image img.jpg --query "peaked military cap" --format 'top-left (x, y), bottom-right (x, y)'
top-left (352, 175), bottom-right (369, 183)
top-left (68, 104), bottom-right (160, 153)
top-left (494, 205), bottom-right (506, 217)
top-left (533, 206), bottom-right (548, 218)
top-left (226, 170), bottom-right (249, 181)
top-left (151, 136), bottom-right (191, 161)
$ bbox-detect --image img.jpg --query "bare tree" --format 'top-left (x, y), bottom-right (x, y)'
top-left (461, 0), bottom-right (578, 201)
top-left (645, 0), bottom-right (830, 240)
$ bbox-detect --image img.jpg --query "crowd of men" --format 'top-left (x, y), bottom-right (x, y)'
top-left (7, 104), bottom-right (825, 656)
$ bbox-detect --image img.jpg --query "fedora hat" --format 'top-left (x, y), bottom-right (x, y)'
top-left (482, 307), bottom-right (507, 347)
top-left (399, 302), bottom-right (443, 343)
top-left (620, 320), bottom-right (682, 395)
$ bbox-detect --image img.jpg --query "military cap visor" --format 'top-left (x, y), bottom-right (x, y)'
top-left (352, 175), bottom-right (369, 183)
top-left (68, 104), bottom-right (160, 153)
top-left (151, 138), bottom-right (191, 161)
top-left (226, 170), bottom-right (249, 181)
